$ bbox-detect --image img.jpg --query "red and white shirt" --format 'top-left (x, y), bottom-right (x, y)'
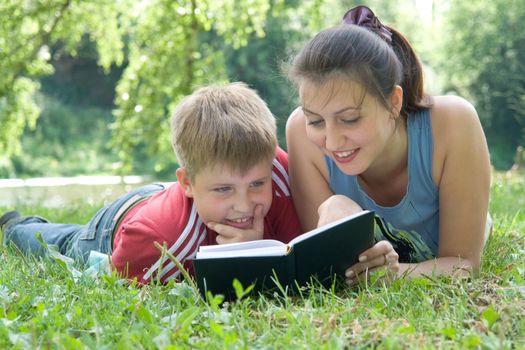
top-left (111, 147), bottom-right (302, 284)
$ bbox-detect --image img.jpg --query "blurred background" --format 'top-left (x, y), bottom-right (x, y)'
top-left (1, 0), bottom-right (524, 206)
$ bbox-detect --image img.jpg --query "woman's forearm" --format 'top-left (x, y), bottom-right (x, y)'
top-left (397, 256), bottom-right (479, 279)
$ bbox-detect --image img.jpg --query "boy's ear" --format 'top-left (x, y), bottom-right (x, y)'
top-left (176, 168), bottom-right (194, 198)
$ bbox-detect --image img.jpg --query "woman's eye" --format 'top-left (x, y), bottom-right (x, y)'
top-left (341, 117), bottom-right (360, 124)
top-left (306, 119), bottom-right (324, 127)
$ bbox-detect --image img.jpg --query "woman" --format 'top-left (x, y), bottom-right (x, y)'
top-left (285, 6), bottom-right (491, 284)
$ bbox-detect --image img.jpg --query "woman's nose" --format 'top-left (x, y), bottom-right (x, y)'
top-left (325, 124), bottom-right (345, 151)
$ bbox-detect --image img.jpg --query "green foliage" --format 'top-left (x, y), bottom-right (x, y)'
top-left (50, 0), bottom-right (128, 71)
top-left (0, 35), bottom-right (125, 177)
top-left (224, 2), bottom-right (315, 147)
top-left (9, 94), bottom-right (118, 177)
top-left (111, 0), bottom-right (273, 174)
top-left (0, 78), bottom-right (41, 157)
top-left (489, 170), bottom-right (525, 218)
top-left (0, 0), bottom-right (55, 157)
top-left (440, 0), bottom-right (525, 169)
top-left (1, 0), bottom-right (279, 176)
top-left (0, 0), bottom-right (127, 160)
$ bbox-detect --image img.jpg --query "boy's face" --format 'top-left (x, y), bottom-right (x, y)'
top-left (176, 160), bottom-right (273, 230)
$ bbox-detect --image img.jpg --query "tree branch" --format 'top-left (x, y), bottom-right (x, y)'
top-left (1, 0), bottom-right (72, 96)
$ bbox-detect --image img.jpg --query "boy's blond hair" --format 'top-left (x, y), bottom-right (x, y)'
top-left (171, 82), bottom-right (277, 181)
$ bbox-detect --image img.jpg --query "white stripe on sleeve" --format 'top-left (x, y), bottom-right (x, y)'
top-left (157, 218), bottom-right (206, 280)
top-left (272, 158), bottom-right (290, 185)
top-left (143, 203), bottom-right (199, 281)
top-left (164, 225), bottom-right (207, 282)
top-left (272, 159), bottom-right (290, 196)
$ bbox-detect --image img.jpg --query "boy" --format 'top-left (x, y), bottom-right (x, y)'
top-left (0, 82), bottom-right (302, 284)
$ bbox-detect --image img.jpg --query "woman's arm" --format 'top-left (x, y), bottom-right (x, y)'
top-left (347, 96), bottom-right (491, 282)
top-left (430, 95), bottom-right (491, 274)
top-left (286, 107), bottom-right (335, 231)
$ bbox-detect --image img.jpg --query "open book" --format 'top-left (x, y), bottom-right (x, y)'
top-left (192, 210), bottom-right (375, 298)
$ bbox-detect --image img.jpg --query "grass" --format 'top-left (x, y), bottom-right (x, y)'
top-left (1, 171), bottom-right (524, 349)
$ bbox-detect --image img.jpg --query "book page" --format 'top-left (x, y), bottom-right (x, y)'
top-left (198, 239), bottom-right (285, 253)
top-left (195, 239), bottom-right (288, 259)
top-left (288, 210), bottom-right (372, 247)
top-left (195, 245), bottom-right (289, 259)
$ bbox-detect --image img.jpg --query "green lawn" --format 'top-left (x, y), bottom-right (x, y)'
top-left (1, 171), bottom-right (524, 349)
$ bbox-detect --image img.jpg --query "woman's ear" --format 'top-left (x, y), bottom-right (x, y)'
top-left (390, 85), bottom-right (403, 117)
top-left (176, 168), bottom-right (193, 198)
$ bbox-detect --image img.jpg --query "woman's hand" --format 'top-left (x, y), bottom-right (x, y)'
top-left (345, 240), bottom-right (400, 286)
top-left (317, 195), bottom-right (363, 227)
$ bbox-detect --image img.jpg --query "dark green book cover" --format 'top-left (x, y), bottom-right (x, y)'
top-left (192, 210), bottom-right (375, 298)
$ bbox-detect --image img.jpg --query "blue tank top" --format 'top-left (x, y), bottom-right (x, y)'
top-left (325, 108), bottom-right (438, 262)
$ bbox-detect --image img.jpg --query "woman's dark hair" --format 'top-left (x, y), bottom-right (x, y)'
top-left (289, 17), bottom-right (431, 118)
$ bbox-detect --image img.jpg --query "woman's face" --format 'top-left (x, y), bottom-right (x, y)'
top-left (299, 78), bottom-right (401, 176)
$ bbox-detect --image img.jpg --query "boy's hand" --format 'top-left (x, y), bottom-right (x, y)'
top-left (208, 205), bottom-right (265, 244)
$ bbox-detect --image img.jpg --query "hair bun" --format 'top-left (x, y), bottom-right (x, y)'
top-left (342, 5), bottom-right (392, 45)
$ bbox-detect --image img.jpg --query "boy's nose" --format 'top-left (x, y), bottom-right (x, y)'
top-left (233, 192), bottom-right (252, 213)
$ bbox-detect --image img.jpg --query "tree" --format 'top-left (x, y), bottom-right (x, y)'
top-left (0, 0), bottom-right (128, 167)
top-left (223, 0), bottom-right (325, 148)
top-left (111, 0), bottom-right (275, 174)
top-left (0, 0), bottom-right (273, 175)
top-left (440, 0), bottom-right (525, 169)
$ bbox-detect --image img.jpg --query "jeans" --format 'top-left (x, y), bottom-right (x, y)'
top-left (3, 183), bottom-right (166, 264)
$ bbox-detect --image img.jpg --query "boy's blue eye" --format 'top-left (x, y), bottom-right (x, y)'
top-left (250, 180), bottom-right (265, 188)
top-left (213, 187), bottom-right (231, 193)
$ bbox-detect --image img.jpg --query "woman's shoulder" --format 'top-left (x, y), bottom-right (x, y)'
top-left (286, 106), bottom-right (306, 129)
top-left (286, 106), bottom-right (316, 153)
top-left (430, 95), bottom-right (479, 126)
top-left (285, 106), bottom-right (326, 163)
top-left (429, 95), bottom-right (482, 143)
top-left (429, 95), bottom-right (489, 157)
top-left (427, 95), bottom-right (484, 185)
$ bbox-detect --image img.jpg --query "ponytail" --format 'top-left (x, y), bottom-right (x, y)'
top-left (388, 26), bottom-right (432, 117)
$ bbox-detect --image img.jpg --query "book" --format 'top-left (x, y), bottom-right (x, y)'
top-left (191, 210), bottom-right (375, 298)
